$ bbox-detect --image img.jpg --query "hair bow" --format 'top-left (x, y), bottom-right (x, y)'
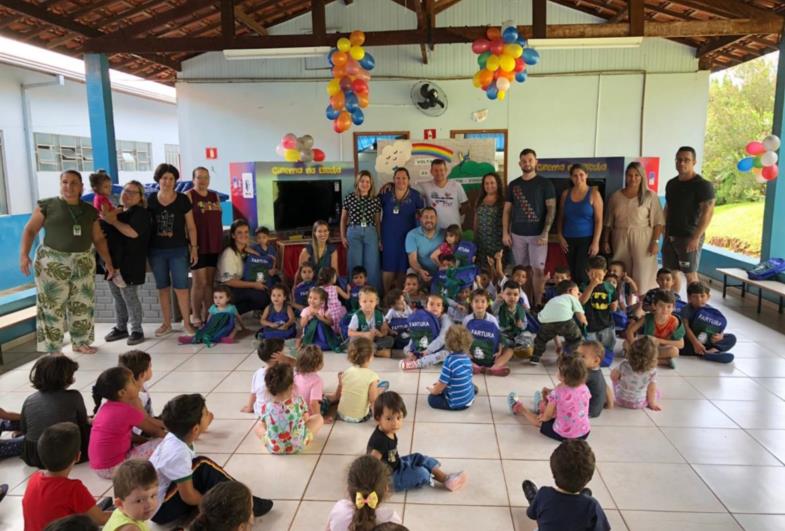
top-left (355, 490), bottom-right (379, 510)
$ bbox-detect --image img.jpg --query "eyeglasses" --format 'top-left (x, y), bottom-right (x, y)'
top-left (123, 189), bottom-right (141, 195)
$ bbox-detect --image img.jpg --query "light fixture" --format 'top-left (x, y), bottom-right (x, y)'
top-left (527, 36), bottom-right (643, 50)
top-left (223, 46), bottom-right (332, 60)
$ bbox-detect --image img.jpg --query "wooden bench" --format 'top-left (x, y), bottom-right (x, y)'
top-left (717, 267), bottom-right (785, 314)
top-left (0, 306), bottom-right (36, 364)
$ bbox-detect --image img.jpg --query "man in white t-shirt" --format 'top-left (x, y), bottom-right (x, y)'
top-left (418, 159), bottom-right (468, 229)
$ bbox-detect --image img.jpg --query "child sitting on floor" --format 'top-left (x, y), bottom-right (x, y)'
top-left (641, 267), bottom-right (682, 315)
top-left (494, 280), bottom-right (534, 359)
top-left (292, 262), bottom-right (316, 315)
top-left (43, 515), bottom-right (99, 531)
top-left (150, 394), bottom-right (272, 525)
top-left (180, 285), bottom-right (244, 346)
top-left (89, 367), bottom-right (165, 479)
top-left (579, 340), bottom-right (614, 418)
top-left (103, 459), bottom-right (159, 531)
top-left (384, 289), bottom-right (413, 350)
top-left (400, 294), bottom-right (453, 371)
top-left (347, 286), bottom-right (394, 356)
top-left (679, 282), bottom-right (736, 364)
top-left (609, 260), bottom-right (640, 317)
top-left (299, 287), bottom-right (341, 351)
top-left (23, 422), bottom-right (111, 530)
top-left (241, 338), bottom-right (295, 416)
top-left (317, 266), bottom-right (349, 335)
top-left (257, 364), bottom-right (323, 454)
top-left (191, 480), bottom-right (255, 531)
top-left (625, 289), bottom-right (685, 369)
top-left (403, 273), bottom-right (427, 310)
top-left (509, 354), bottom-right (591, 442)
top-left (463, 289), bottom-right (513, 376)
top-left (330, 338), bottom-right (388, 423)
top-left (427, 325), bottom-right (477, 411)
top-left (258, 285), bottom-right (297, 340)
top-left (118, 350), bottom-right (164, 437)
top-left (542, 266), bottom-right (571, 307)
top-left (612, 336), bottom-right (661, 411)
top-left (368, 392), bottom-right (466, 491)
top-left (347, 266), bottom-right (368, 312)
top-left (295, 345), bottom-right (326, 418)
top-left (522, 439), bottom-right (610, 531)
top-left (532, 281), bottom-right (587, 364)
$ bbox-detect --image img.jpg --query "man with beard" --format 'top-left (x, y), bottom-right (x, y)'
top-left (405, 207), bottom-right (444, 284)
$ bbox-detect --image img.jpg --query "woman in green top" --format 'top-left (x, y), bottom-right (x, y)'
top-left (19, 170), bottom-right (115, 354)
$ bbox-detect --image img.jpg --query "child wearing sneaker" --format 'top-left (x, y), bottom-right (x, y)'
top-left (531, 281), bottom-right (587, 363)
top-left (400, 294), bottom-right (452, 371)
top-left (384, 289), bottom-right (413, 350)
top-left (580, 256), bottom-right (619, 365)
top-left (347, 287), bottom-right (394, 356)
top-left (462, 289), bottom-right (513, 376)
top-left (368, 392), bottom-right (467, 492)
top-left (679, 282), bottom-right (736, 364)
top-left (509, 354), bottom-right (591, 441)
top-left (427, 325), bottom-right (477, 411)
top-left (522, 439), bottom-right (610, 531)
top-left (613, 336), bottom-right (661, 410)
top-left (625, 289), bottom-right (684, 368)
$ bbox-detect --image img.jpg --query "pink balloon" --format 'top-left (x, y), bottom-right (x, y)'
top-left (490, 39), bottom-right (504, 55)
top-left (346, 59), bottom-right (360, 76)
top-left (746, 141), bottom-right (766, 156)
top-left (472, 39), bottom-right (491, 54)
top-left (281, 133), bottom-right (297, 150)
top-left (762, 164), bottom-right (779, 180)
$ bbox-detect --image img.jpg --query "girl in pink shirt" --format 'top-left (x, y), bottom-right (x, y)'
top-left (294, 344), bottom-right (325, 418)
top-left (88, 367), bottom-right (165, 479)
top-left (508, 354), bottom-right (591, 441)
top-left (316, 266), bottom-right (348, 335)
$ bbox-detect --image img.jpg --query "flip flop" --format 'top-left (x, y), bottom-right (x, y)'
top-left (72, 344), bottom-right (97, 354)
top-left (155, 324), bottom-right (172, 337)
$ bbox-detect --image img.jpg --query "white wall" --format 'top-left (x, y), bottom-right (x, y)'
top-left (0, 62), bottom-right (178, 214)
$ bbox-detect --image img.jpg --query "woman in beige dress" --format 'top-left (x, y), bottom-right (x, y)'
top-left (603, 161), bottom-right (664, 293)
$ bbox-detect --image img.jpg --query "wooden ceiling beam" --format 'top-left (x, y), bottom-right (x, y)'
top-left (221, 0), bottom-right (235, 38)
top-left (629, 0), bottom-right (644, 36)
top-left (433, 0), bottom-right (462, 15)
top-left (670, 0), bottom-right (779, 21)
top-left (233, 5), bottom-right (267, 36)
top-left (696, 35), bottom-right (746, 57)
top-left (96, 0), bottom-right (216, 39)
top-left (0, 0), bottom-right (103, 38)
top-left (533, 0), bottom-right (547, 39)
top-left (67, 0), bottom-right (127, 21)
top-left (311, 0), bottom-right (325, 37)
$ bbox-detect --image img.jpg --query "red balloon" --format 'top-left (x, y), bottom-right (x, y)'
top-left (514, 57), bottom-right (525, 72)
top-left (313, 148), bottom-right (326, 162)
top-left (746, 141), bottom-right (766, 156)
top-left (762, 164), bottom-right (779, 180)
top-left (472, 38), bottom-right (491, 54)
top-left (351, 78), bottom-right (369, 95)
top-left (340, 77), bottom-right (352, 92)
top-left (490, 39), bottom-right (504, 55)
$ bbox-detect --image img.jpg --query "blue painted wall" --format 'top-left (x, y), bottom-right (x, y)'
top-left (0, 215), bottom-right (36, 292)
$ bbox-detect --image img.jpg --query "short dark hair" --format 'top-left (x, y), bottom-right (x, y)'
top-left (438, 253), bottom-right (456, 264)
top-left (558, 354), bottom-right (587, 387)
top-left (113, 459), bottom-right (157, 499)
top-left (550, 439), bottom-right (596, 493)
top-left (254, 226), bottom-right (270, 236)
top-left (212, 283), bottom-right (233, 302)
top-left (296, 344), bottom-right (324, 374)
top-left (502, 280), bottom-right (520, 292)
top-left (258, 338), bottom-right (284, 362)
top-left (384, 288), bottom-right (404, 308)
top-left (191, 481), bottom-right (252, 531)
top-left (471, 288), bottom-right (490, 302)
top-left (556, 280), bottom-right (578, 295)
top-left (587, 255), bottom-right (607, 271)
top-left (653, 289), bottom-right (676, 306)
top-left (656, 267), bottom-right (673, 278)
top-left (38, 422), bottom-right (81, 472)
top-left (405, 272), bottom-right (420, 282)
top-left (431, 159), bottom-right (447, 168)
top-left (421, 206), bottom-right (438, 217)
top-left (265, 363), bottom-right (294, 396)
top-left (88, 170), bottom-right (111, 192)
top-left (351, 266), bottom-right (368, 278)
top-left (554, 265), bottom-right (571, 276)
top-left (30, 355), bottom-right (79, 392)
top-left (153, 162), bottom-right (179, 183)
top-left (270, 284), bottom-right (289, 300)
top-left (192, 166), bottom-right (209, 179)
top-left (519, 148), bottom-right (537, 159)
top-left (609, 260), bottom-right (626, 271)
top-left (511, 264), bottom-right (529, 275)
top-left (676, 146), bottom-right (696, 160)
top-left (373, 390), bottom-right (407, 420)
top-left (160, 394), bottom-right (207, 439)
top-left (372, 524), bottom-right (410, 531)
top-left (687, 281), bottom-right (711, 296)
top-left (118, 350), bottom-right (151, 380)
top-left (43, 514), bottom-right (99, 531)
top-left (445, 224), bottom-right (462, 240)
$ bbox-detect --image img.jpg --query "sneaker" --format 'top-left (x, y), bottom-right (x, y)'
top-left (703, 352), bottom-right (735, 364)
top-left (127, 332), bottom-right (144, 346)
top-left (487, 366), bottom-right (511, 377)
top-left (522, 480), bottom-right (538, 504)
top-left (97, 496), bottom-right (115, 511)
top-left (443, 471), bottom-right (467, 491)
top-left (104, 327), bottom-right (128, 342)
top-left (667, 358), bottom-right (677, 369)
top-left (580, 487), bottom-right (593, 497)
top-left (112, 272), bottom-right (127, 289)
top-left (532, 390), bottom-right (543, 413)
top-left (399, 358), bottom-right (420, 371)
top-left (507, 392), bottom-right (521, 415)
top-left (529, 357), bottom-right (540, 366)
top-left (252, 496), bottom-right (273, 517)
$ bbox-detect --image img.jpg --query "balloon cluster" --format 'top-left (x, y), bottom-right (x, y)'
top-left (275, 133), bottom-right (325, 163)
top-left (737, 134), bottom-right (780, 183)
top-left (470, 22), bottom-right (540, 101)
top-left (325, 30), bottom-right (375, 134)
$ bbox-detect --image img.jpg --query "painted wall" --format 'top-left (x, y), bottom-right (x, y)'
top-left (0, 62), bottom-right (178, 214)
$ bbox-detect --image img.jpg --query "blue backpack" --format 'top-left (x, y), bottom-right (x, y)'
top-left (454, 240), bottom-right (477, 266)
top-left (293, 281), bottom-right (314, 307)
top-left (407, 309), bottom-right (441, 355)
top-left (243, 253), bottom-right (275, 283)
top-left (690, 306), bottom-right (727, 345)
top-left (465, 318), bottom-right (501, 367)
top-left (748, 258), bottom-right (785, 281)
top-left (431, 265), bottom-right (477, 300)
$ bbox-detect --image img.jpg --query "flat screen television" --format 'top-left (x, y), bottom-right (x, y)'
top-left (273, 179), bottom-right (342, 232)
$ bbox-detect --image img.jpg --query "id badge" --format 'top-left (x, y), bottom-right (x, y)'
top-left (360, 221), bottom-right (368, 228)
top-left (72, 225), bottom-right (82, 237)
top-left (393, 207), bottom-right (400, 215)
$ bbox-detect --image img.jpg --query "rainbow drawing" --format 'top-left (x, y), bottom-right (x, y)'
top-left (411, 142), bottom-right (454, 161)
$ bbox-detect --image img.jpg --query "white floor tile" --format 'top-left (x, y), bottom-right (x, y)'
top-left (661, 427), bottom-right (781, 465)
top-left (694, 464), bottom-right (785, 513)
top-left (620, 511), bottom-right (742, 531)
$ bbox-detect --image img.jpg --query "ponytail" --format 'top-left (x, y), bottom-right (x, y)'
top-left (92, 366), bottom-right (132, 414)
top-left (347, 455), bottom-right (391, 531)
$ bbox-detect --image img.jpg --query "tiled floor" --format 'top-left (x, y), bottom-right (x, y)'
top-left (1, 286), bottom-right (785, 530)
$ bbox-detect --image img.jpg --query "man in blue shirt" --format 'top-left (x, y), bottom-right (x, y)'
top-left (405, 207), bottom-right (444, 284)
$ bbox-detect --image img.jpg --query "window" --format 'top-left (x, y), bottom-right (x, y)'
top-left (33, 133), bottom-right (152, 173)
top-left (0, 131), bottom-right (8, 214)
top-left (450, 129), bottom-right (508, 183)
top-left (164, 144), bottom-right (180, 169)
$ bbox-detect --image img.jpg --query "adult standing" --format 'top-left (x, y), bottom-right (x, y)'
top-left (603, 162), bottom-right (665, 293)
top-left (405, 207), bottom-right (444, 284)
top-left (147, 163), bottom-right (198, 337)
top-left (102, 181), bottom-right (150, 346)
top-left (379, 168), bottom-right (425, 293)
top-left (187, 167), bottom-right (223, 326)
top-left (663, 146), bottom-right (715, 294)
top-left (340, 170), bottom-right (381, 290)
top-left (503, 148), bottom-right (556, 305)
top-left (473, 172), bottom-right (505, 267)
top-left (298, 219), bottom-right (338, 279)
top-left (556, 164), bottom-right (603, 286)
top-left (217, 219), bottom-right (270, 314)
top-left (19, 170), bottom-right (115, 354)
top-left (418, 159), bottom-right (468, 230)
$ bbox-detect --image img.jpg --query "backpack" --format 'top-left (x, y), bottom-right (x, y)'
top-left (407, 309), bottom-right (441, 355)
top-left (431, 265), bottom-right (477, 300)
top-left (748, 258), bottom-right (785, 281)
top-left (690, 306), bottom-right (727, 345)
top-left (454, 240), bottom-right (477, 267)
top-left (243, 253), bottom-right (275, 283)
top-left (465, 318), bottom-right (501, 367)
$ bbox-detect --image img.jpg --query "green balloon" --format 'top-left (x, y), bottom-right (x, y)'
top-left (753, 156), bottom-right (764, 168)
top-left (478, 51), bottom-right (491, 68)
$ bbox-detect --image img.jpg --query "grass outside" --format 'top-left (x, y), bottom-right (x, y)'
top-left (704, 201), bottom-right (764, 257)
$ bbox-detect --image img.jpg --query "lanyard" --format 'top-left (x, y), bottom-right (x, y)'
top-left (63, 199), bottom-right (81, 224)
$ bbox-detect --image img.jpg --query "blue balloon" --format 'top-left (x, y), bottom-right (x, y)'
top-left (486, 84), bottom-right (498, 100)
top-left (515, 71), bottom-right (528, 83)
top-left (523, 47), bottom-right (540, 66)
top-left (517, 37), bottom-right (528, 48)
top-left (351, 109), bottom-right (365, 126)
top-left (326, 104), bottom-right (339, 120)
top-left (326, 47), bottom-right (338, 67)
top-left (737, 157), bottom-right (755, 172)
top-left (503, 27), bottom-right (519, 44)
top-left (359, 52), bottom-right (376, 70)
top-left (345, 92), bottom-right (359, 112)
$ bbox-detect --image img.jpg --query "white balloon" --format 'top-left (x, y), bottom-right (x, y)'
top-left (756, 174), bottom-right (768, 184)
top-left (502, 19), bottom-right (515, 31)
top-left (496, 77), bottom-right (511, 91)
top-left (275, 144), bottom-right (285, 157)
top-left (762, 150), bottom-right (779, 166)
top-left (763, 134), bottom-right (781, 152)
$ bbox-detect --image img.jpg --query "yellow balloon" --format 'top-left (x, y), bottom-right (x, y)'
top-left (500, 54), bottom-right (515, 72)
top-left (349, 45), bottom-right (365, 61)
top-left (498, 90), bottom-right (506, 101)
top-left (337, 38), bottom-right (351, 52)
top-left (284, 149), bottom-right (300, 162)
top-left (326, 79), bottom-right (341, 96)
top-left (472, 72), bottom-right (482, 88)
top-left (504, 43), bottom-right (523, 58)
top-left (486, 55), bottom-right (500, 71)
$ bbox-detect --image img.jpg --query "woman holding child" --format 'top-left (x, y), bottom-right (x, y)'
top-left (603, 161), bottom-right (665, 293)
top-left (217, 219), bottom-right (270, 315)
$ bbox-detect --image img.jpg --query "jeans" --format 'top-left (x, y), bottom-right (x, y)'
top-left (533, 320), bottom-right (583, 361)
top-left (149, 246), bottom-right (190, 290)
top-left (107, 282), bottom-right (143, 334)
top-left (428, 393), bottom-right (469, 411)
top-left (347, 225), bottom-right (381, 290)
top-left (393, 453), bottom-right (440, 491)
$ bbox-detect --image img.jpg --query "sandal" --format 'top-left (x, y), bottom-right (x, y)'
top-left (155, 324), bottom-right (173, 337)
top-left (72, 344), bottom-right (97, 354)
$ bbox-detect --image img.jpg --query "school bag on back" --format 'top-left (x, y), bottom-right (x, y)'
top-left (407, 309), bottom-right (441, 355)
top-left (465, 318), bottom-right (501, 367)
top-left (748, 257), bottom-right (785, 281)
top-left (454, 241), bottom-right (477, 267)
top-left (690, 306), bottom-right (727, 345)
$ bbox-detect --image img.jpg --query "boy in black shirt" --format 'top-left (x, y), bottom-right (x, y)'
top-left (580, 257), bottom-right (618, 364)
top-left (523, 439), bottom-right (610, 531)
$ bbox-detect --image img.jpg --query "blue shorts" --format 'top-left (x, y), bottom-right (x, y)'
top-left (149, 246), bottom-right (190, 290)
top-left (393, 453), bottom-right (440, 491)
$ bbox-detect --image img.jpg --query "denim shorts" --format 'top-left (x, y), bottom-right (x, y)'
top-left (149, 246), bottom-right (190, 290)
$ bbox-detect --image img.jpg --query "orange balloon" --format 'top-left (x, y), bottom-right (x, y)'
top-left (358, 94), bottom-right (369, 108)
top-left (478, 69), bottom-right (494, 88)
top-left (330, 91), bottom-right (346, 110)
top-left (486, 27), bottom-right (501, 40)
top-left (337, 111), bottom-right (352, 130)
top-left (499, 69), bottom-right (515, 81)
top-left (332, 51), bottom-right (348, 66)
top-left (349, 30), bottom-right (366, 47)
top-left (332, 64), bottom-right (347, 77)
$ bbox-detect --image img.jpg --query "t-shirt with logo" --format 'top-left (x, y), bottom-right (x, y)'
top-left (367, 427), bottom-right (400, 471)
top-left (583, 281), bottom-right (618, 332)
top-left (505, 175), bottom-right (556, 236)
top-left (418, 180), bottom-right (468, 229)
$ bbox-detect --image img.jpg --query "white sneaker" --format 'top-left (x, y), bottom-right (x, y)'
top-left (112, 272), bottom-right (127, 288)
